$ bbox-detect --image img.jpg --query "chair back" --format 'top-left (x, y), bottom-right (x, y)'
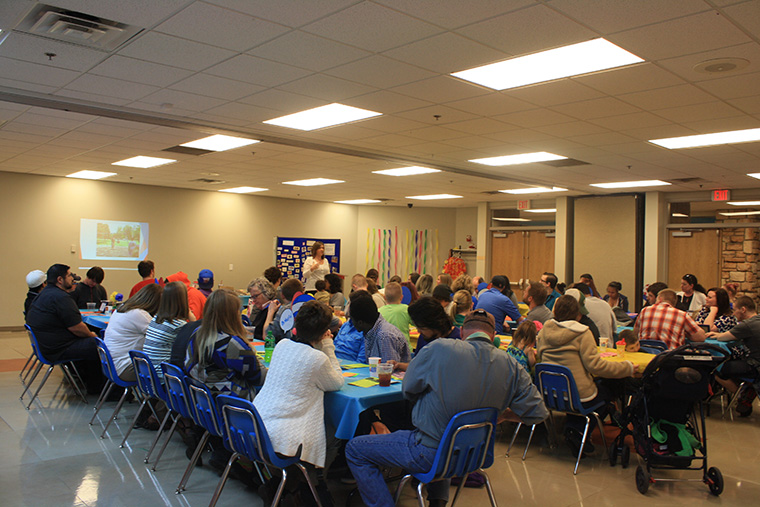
top-left (161, 362), bottom-right (195, 420)
top-left (95, 338), bottom-right (134, 387)
top-left (129, 350), bottom-right (166, 401)
top-left (187, 379), bottom-right (224, 437)
top-left (534, 363), bottom-right (585, 414)
top-left (24, 324), bottom-right (52, 365)
top-left (216, 394), bottom-right (299, 469)
top-left (401, 286), bottom-right (412, 305)
top-left (639, 339), bottom-right (667, 353)
top-left (414, 407), bottom-right (498, 484)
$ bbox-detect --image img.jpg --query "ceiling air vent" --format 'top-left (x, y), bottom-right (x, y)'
top-left (541, 158), bottom-right (589, 167)
top-left (667, 177), bottom-right (708, 185)
top-left (15, 3), bottom-right (142, 52)
top-left (190, 178), bottom-right (227, 185)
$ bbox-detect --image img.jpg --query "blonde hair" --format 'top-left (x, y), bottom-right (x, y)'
top-left (384, 282), bottom-right (402, 304)
top-left (194, 289), bottom-right (247, 367)
top-left (452, 274), bottom-right (474, 294)
top-left (512, 320), bottom-right (537, 349)
top-left (448, 289), bottom-right (473, 321)
top-left (155, 281), bottom-right (189, 324)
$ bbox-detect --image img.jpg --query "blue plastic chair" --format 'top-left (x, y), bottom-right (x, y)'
top-left (121, 350), bottom-right (169, 460)
top-left (20, 324), bottom-right (88, 409)
top-left (393, 407), bottom-right (499, 507)
top-left (534, 363), bottom-right (608, 474)
top-left (89, 338), bottom-right (138, 439)
top-left (211, 395), bottom-right (321, 507)
top-left (639, 339), bottom-right (667, 353)
top-left (401, 286), bottom-right (412, 305)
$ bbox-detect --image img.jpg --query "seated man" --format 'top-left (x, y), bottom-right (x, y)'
top-left (541, 272), bottom-right (562, 310)
top-left (26, 264), bottom-right (103, 394)
top-left (129, 260), bottom-right (159, 298)
top-left (572, 283), bottom-right (616, 340)
top-left (635, 288), bottom-right (705, 349)
top-left (350, 274), bottom-right (386, 310)
top-left (24, 269), bottom-right (46, 316)
top-left (346, 310), bottom-right (548, 507)
top-left (408, 296), bottom-right (461, 355)
top-left (523, 280), bottom-right (552, 324)
top-left (263, 278), bottom-right (304, 343)
top-left (334, 290), bottom-right (409, 364)
top-left (70, 266), bottom-right (108, 309)
top-left (166, 271), bottom-right (207, 320)
top-left (197, 268), bottom-right (214, 298)
top-left (708, 295), bottom-right (760, 416)
top-left (474, 275), bottom-right (523, 334)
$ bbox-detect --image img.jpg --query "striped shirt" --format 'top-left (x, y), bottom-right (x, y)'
top-left (636, 302), bottom-right (699, 350)
top-left (143, 317), bottom-right (187, 380)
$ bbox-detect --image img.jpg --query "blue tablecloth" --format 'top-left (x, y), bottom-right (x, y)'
top-left (81, 310), bottom-right (110, 330)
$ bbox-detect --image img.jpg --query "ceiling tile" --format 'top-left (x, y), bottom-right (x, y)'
top-left (157, 2), bottom-right (288, 51)
top-left (575, 63), bottom-right (686, 95)
top-left (588, 112), bottom-right (671, 131)
top-left (374, 0), bottom-right (533, 29)
top-left (456, 4), bottom-right (596, 56)
top-left (89, 55), bottom-right (194, 87)
top-left (203, 102), bottom-right (284, 123)
top-left (396, 105), bottom-right (480, 126)
top-left (504, 80), bottom-right (605, 107)
top-left (169, 73), bottom-right (264, 101)
top-left (62, 74), bottom-right (160, 101)
top-left (325, 55), bottom-right (436, 88)
top-left (250, 31), bottom-right (370, 72)
top-left (656, 42), bottom-right (760, 83)
top-left (52, 89), bottom-right (132, 106)
top-left (445, 118), bottom-right (518, 135)
top-left (342, 90), bottom-right (433, 115)
top-left (727, 95), bottom-right (760, 115)
top-left (205, 54), bottom-right (312, 87)
top-left (653, 102), bottom-right (745, 123)
top-left (0, 56), bottom-right (79, 88)
top-left (302, 2), bottom-right (443, 52)
top-left (278, 74), bottom-right (377, 102)
top-left (533, 121), bottom-right (609, 138)
top-left (384, 33), bottom-right (508, 74)
top-left (550, 97), bottom-right (642, 120)
top-left (0, 32), bottom-right (107, 72)
top-left (494, 108), bottom-right (575, 128)
top-left (697, 71), bottom-right (760, 100)
top-left (0, 77), bottom-right (58, 94)
top-left (204, 0), bottom-right (360, 28)
top-left (238, 89), bottom-right (327, 114)
top-left (392, 76), bottom-right (490, 104)
top-left (136, 88), bottom-right (228, 112)
top-left (618, 84), bottom-right (717, 110)
top-left (119, 32), bottom-right (236, 71)
top-left (446, 94), bottom-right (535, 117)
top-left (723, 1), bottom-right (760, 39)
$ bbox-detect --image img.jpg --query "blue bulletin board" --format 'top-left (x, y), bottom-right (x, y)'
top-left (276, 237), bottom-right (341, 281)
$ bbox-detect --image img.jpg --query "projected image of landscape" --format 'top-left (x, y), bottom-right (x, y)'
top-left (80, 219), bottom-right (149, 261)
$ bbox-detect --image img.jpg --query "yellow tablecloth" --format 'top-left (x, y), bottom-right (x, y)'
top-left (598, 347), bottom-right (656, 372)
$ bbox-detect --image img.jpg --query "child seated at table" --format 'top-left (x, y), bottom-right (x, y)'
top-left (314, 279), bottom-right (331, 307)
top-left (621, 329), bottom-right (640, 352)
top-left (507, 320), bottom-right (537, 372)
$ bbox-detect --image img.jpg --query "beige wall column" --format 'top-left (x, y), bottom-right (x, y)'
top-left (554, 196), bottom-right (573, 283)
top-left (476, 202), bottom-right (490, 279)
top-left (644, 191), bottom-right (668, 284)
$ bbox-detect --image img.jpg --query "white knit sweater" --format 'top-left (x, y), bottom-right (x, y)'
top-left (253, 338), bottom-right (344, 467)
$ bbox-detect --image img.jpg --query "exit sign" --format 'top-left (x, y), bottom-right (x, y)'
top-left (517, 200), bottom-right (530, 210)
top-left (712, 189), bottom-right (731, 202)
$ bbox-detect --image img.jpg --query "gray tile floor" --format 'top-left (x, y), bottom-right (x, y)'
top-left (2, 331), bottom-right (760, 506)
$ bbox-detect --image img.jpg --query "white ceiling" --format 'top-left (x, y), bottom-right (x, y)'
top-left (0, 0), bottom-right (759, 207)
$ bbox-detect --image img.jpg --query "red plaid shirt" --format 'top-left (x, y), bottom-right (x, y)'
top-left (636, 302), bottom-right (700, 349)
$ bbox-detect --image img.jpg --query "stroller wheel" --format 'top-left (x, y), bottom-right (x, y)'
top-left (608, 445), bottom-right (618, 467)
top-left (636, 466), bottom-right (650, 494)
top-left (706, 467), bottom-right (723, 496)
top-left (621, 445), bottom-right (630, 469)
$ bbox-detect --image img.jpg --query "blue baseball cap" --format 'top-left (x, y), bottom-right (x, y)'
top-left (198, 269), bottom-right (214, 289)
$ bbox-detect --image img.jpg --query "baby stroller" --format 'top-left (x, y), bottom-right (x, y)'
top-left (608, 342), bottom-right (729, 495)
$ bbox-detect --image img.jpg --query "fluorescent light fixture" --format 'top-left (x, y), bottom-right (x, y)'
top-left (112, 156), bottom-right (176, 168)
top-left (493, 217), bottom-right (530, 222)
top-left (728, 201), bottom-right (760, 206)
top-left (181, 134), bottom-right (259, 151)
top-left (470, 152), bottom-right (567, 166)
top-left (66, 170), bottom-right (116, 180)
top-left (372, 166), bottom-right (440, 177)
top-left (406, 194), bottom-right (463, 200)
top-left (523, 208), bottom-right (557, 213)
top-left (671, 213), bottom-right (689, 217)
top-left (590, 180), bottom-right (670, 189)
top-left (452, 38), bottom-right (643, 91)
top-left (219, 186), bottom-right (268, 193)
top-left (719, 211), bottom-right (760, 217)
top-left (498, 187), bottom-right (567, 194)
top-left (334, 199), bottom-right (382, 204)
top-left (283, 178), bottom-right (344, 186)
top-left (749, 173), bottom-right (760, 180)
top-left (264, 103), bottom-right (381, 131)
top-left (650, 127), bottom-right (760, 149)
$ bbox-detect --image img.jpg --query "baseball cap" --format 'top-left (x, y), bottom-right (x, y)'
top-left (198, 269), bottom-right (214, 289)
top-left (26, 270), bottom-right (46, 288)
top-left (463, 309), bottom-right (495, 332)
top-left (564, 288), bottom-right (589, 316)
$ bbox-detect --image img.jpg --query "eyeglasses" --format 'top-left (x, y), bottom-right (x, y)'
top-left (250, 291), bottom-right (263, 298)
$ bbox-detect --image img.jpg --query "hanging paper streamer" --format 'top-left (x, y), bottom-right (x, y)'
top-left (365, 227), bottom-right (442, 281)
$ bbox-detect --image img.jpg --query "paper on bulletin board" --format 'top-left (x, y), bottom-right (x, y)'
top-left (325, 243), bottom-right (336, 256)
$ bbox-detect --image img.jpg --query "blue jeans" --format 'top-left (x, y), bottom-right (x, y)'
top-left (346, 430), bottom-right (449, 507)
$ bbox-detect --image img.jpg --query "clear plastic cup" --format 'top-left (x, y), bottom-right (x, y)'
top-left (377, 363), bottom-right (393, 387)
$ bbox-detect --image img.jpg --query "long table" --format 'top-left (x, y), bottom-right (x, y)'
top-left (80, 310), bottom-right (111, 330)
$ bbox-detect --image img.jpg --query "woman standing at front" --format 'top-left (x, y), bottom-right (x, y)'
top-left (303, 241), bottom-right (330, 293)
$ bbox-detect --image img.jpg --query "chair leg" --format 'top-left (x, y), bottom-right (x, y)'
top-left (120, 396), bottom-right (148, 448)
top-left (523, 424), bottom-right (537, 461)
top-left (19, 352), bottom-right (36, 380)
top-left (151, 414), bottom-right (180, 471)
top-left (393, 474), bottom-right (412, 505)
top-left (415, 480), bottom-right (426, 507)
top-left (546, 410), bottom-right (557, 448)
top-left (100, 387), bottom-right (130, 439)
top-left (20, 361), bottom-right (44, 400)
top-left (271, 468), bottom-right (289, 507)
top-left (208, 452), bottom-right (239, 507)
top-left (451, 475), bottom-right (468, 506)
top-left (176, 431), bottom-right (209, 494)
top-left (90, 381), bottom-right (114, 425)
top-left (592, 412), bottom-right (608, 453)
top-left (145, 410), bottom-right (173, 464)
top-left (480, 469), bottom-right (498, 507)
top-left (574, 416), bottom-right (592, 475)
top-left (61, 363), bottom-right (88, 404)
top-left (296, 462), bottom-right (323, 507)
top-left (253, 462), bottom-right (266, 485)
top-left (506, 422), bottom-right (522, 457)
top-left (26, 365), bottom-right (54, 409)
top-left (22, 357), bottom-right (39, 386)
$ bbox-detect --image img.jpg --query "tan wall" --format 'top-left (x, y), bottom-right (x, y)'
top-left (573, 195), bottom-right (637, 298)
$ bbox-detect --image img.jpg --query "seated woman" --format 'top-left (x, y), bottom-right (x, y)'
top-left (448, 290), bottom-right (473, 328)
top-left (254, 300), bottom-right (344, 472)
top-left (144, 281), bottom-right (192, 381)
top-left (104, 283), bottom-right (163, 381)
top-left (415, 274), bottom-right (434, 297)
top-left (324, 273), bottom-right (346, 312)
top-left (676, 273), bottom-right (707, 314)
top-left (695, 287), bottom-right (737, 333)
top-left (408, 296), bottom-right (461, 357)
top-left (537, 295), bottom-right (634, 456)
top-left (247, 277), bottom-right (276, 341)
top-left (603, 281), bottom-right (629, 312)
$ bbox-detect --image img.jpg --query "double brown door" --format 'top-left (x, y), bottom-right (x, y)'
top-left (491, 231), bottom-right (555, 285)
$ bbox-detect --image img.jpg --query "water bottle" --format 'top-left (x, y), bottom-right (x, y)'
top-left (264, 330), bottom-right (275, 363)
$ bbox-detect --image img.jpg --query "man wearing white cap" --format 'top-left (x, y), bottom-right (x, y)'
top-left (24, 270), bottom-right (46, 316)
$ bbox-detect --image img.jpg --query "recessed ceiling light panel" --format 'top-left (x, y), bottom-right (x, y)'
top-left (493, 217), bottom-right (530, 222)
top-left (498, 187), bottom-right (567, 194)
top-left (452, 38), bottom-right (643, 91)
top-left (66, 170), bottom-right (116, 180)
top-left (219, 186), bottom-right (268, 193)
top-left (112, 156), bottom-right (176, 168)
top-left (720, 210), bottom-right (760, 217)
top-left (749, 173), bottom-right (760, 180)
top-left (650, 127), bottom-right (760, 149)
top-left (470, 152), bottom-right (567, 166)
top-left (372, 166), bottom-right (440, 176)
top-left (728, 201), bottom-right (760, 206)
top-left (590, 180), bottom-right (670, 189)
top-left (334, 199), bottom-right (382, 204)
top-left (283, 178), bottom-right (344, 186)
top-left (523, 208), bottom-right (557, 213)
top-left (264, 103), bottom-right (381, 131)
top-left (406, 194), bottom-right (463, 200)
top-left (181, 134), bottom-right (259, 151)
